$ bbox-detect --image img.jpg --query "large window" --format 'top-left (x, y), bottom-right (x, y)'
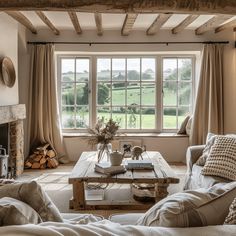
top-left (58, 55), bottom-right (194, 132)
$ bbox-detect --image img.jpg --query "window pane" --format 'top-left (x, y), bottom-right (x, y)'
top-left (178, 107), bottom-right (190, 128)
top-left (76, 59), bottom-right (89, 82)
top-left (163, 81), bottom-right (177, 106)
top-left (163, 108), bottom-right (177, 129)
top-left (127, 106), bottom-right (140, 129)
top-left (112, 59), bottom-right (125, 81)
top-left (141, 83), bottom-right (155, 105)
top-left (76, 107), bottom-right (89, 128)
top-left (112, 107), bottom-right (126, 129)
top-left (97, 58), bottom-right (111, 81)
top-left (97, 82), bottom-right (111, 105)
top-left (61, 59), bottom-right (75, 82)
top-left (163, 59), bottom-right (177, 81)
top-left (61, 83), bottom-right (74, 106)
top-left (97, 107), bottom-right (111, 122)
top-left (76, 83), bottom-right (89, 105)
top-left (178, 82), bottom-right (192, 106)
top-left (62, 106), bottom-right (75, 129)
top-left (178, 59), bottom-right (192, 81)
top-left (127, 58), bottom-right (140, 81)
top-left (141, 108), bottom-right (155, 129)
top-left (142, 58), bottom-right (155, 81)
top-left (127, 82), bottom-right (140, 105)
top-left (112, 82), bottom-right (125, 105)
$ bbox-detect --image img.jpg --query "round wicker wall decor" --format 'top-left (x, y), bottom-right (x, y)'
top-left (0, 57), bottom-right (16, 88)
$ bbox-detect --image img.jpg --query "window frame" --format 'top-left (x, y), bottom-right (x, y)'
top-left (57, 53), bottom-right (195, 133)
top-left (161, 55), bottom-right (196, 133)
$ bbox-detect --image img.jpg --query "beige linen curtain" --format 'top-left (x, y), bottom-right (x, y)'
top-left (28, 44), bottom-right (66, 161)
top-left (190, 44), bottom-right (224, 145)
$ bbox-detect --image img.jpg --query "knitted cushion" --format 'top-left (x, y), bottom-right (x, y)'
top-left (201, 136), bottom-right (236, 181)
top-left (224, 197), bottom-right (236, 225)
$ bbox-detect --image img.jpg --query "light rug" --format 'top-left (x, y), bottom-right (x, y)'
top-left (32, 169), bottom-right (186, 214)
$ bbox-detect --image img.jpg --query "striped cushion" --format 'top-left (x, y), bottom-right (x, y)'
top-left (225, 197), bottom-right (236, 225)
top-left (201, 136), bottom-right (236, 181)
top-left (137, 182), bottom-right (236, 227)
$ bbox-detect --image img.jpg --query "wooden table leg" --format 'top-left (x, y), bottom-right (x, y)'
top-left (70, 181), bottom-right (85, 210)
top-left (155, 183), bottom-right (169, 202)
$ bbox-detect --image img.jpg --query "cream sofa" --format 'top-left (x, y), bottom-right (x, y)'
top-left (184, 145), bottom-right (230, 190)
top-left (0, 180), bottom-right (235, 235)
top-left (0, 213), bottom-right (235, 236)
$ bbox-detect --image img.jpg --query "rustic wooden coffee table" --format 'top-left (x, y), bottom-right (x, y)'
top-left (69, 151), bottom-right (179, 210)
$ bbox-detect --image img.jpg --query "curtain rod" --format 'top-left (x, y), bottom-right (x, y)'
top-left (27, 41), bottom-right (229, 45)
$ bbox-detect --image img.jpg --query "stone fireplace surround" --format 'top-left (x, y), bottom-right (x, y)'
top-left (0, 104), bottom-right (26, 177)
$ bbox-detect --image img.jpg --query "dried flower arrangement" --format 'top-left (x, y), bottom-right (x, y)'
top-left (87, 119), bottom-right (119, 162)
top-left (87, 118), bottom-right (119, 145)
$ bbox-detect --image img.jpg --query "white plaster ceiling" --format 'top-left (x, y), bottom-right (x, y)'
top-left (20, 11), bottom-right (235, 31)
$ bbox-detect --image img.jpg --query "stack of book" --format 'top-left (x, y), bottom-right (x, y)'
top-left (125, 160), bottom-right (154, 170)
top-left (95, 162), bottom-right (126, 175)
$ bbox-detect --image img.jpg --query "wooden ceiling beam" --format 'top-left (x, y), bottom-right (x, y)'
top-left (6, 11), bottom-right (37, 34)
top-left (36, 11), bottom-right (60, 35)
top-left (146, 14), bottom-right (171, 35)
top-left (68, 11), bottom-right (82, 34)
top-left (121, 14), bottom-right (137, 36)
top-left (172, 15), bottom-right (199, 34)
top-left (195, 15), bottom-right (233, 35)
top-left (94, 13), bottom-right (103, 36)
top-left (0, 1), bottom-right (236, 15)
top-left (215, 19), bottom-right (236, 33)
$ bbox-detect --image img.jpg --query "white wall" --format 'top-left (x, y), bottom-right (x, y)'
top-left (21, 28), bottom-right (236, 162)
top-left (0, 13), bottom-right (19, 106)
top-left (64, 135), bottom-right (189, 163)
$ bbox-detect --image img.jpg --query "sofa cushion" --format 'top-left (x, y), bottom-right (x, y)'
top-left (0, 197), bottom-right (42, 226)
top-left (0, 181), bottom-right (63, 222)
top-left (177, 116), bottom-right (190, 135)
top-left (196, 134), bottom-right (216, 166)
top-left (201, 136), bottom-right (236, 181)
top-left (185, 116), bottom-right (192, 136)
top-left (188, 164), bottom-right (229, 189)
top-left (61, 213), bottom-right (104, 224)
top-left (137, 182), bottom-right (236, 227)
top-left (224, 197), bottom-right (236, 225)
top-left (109, 213), bottom-right (144, 225)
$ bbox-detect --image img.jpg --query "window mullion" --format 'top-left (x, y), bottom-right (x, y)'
top-left (125, 58), bottom-right (127, 129)
top-left (156, 55), bottom-right (162, 132)
top-left (74, 58), bottom-right (77, 129)
top-left (91, 56), bottom-right (97, 128)
top-left (110, 58), bottom-right (112, 120)
top-left (140, 58), bottom-right (142, 129)
top-left (176, 58), bottom-right (179, 129)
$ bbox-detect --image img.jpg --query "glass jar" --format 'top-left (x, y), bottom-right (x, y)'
top-left (97, 143), bottom-right (112, 163)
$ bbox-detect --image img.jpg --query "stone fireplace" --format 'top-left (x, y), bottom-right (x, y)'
top-left (0, 104), bottom-right (26, 177)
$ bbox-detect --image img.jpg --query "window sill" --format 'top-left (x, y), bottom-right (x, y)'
top-left (62, 132), bottom-right (189, 138)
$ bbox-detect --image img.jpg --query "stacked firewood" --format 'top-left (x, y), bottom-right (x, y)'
top-left (25, 144), bottom-right (59, 169)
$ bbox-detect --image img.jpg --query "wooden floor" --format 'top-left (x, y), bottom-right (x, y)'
top-left (18, 162), bottom-right (187, 218)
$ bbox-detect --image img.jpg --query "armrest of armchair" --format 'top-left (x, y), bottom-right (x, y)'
top-left (186, 145), bottom-right (205, 173)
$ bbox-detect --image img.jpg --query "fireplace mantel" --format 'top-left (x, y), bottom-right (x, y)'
top-left (0, 104), bottom-right (26, 125)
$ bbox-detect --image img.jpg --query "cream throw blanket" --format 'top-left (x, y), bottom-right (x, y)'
top-left (0, 221), bottom-right (235, 236)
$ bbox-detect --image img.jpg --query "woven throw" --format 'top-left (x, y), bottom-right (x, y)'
top-left (201, 136), bottom-right (236, 181)
top-left (224, 197), bottom-right (236, 224)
